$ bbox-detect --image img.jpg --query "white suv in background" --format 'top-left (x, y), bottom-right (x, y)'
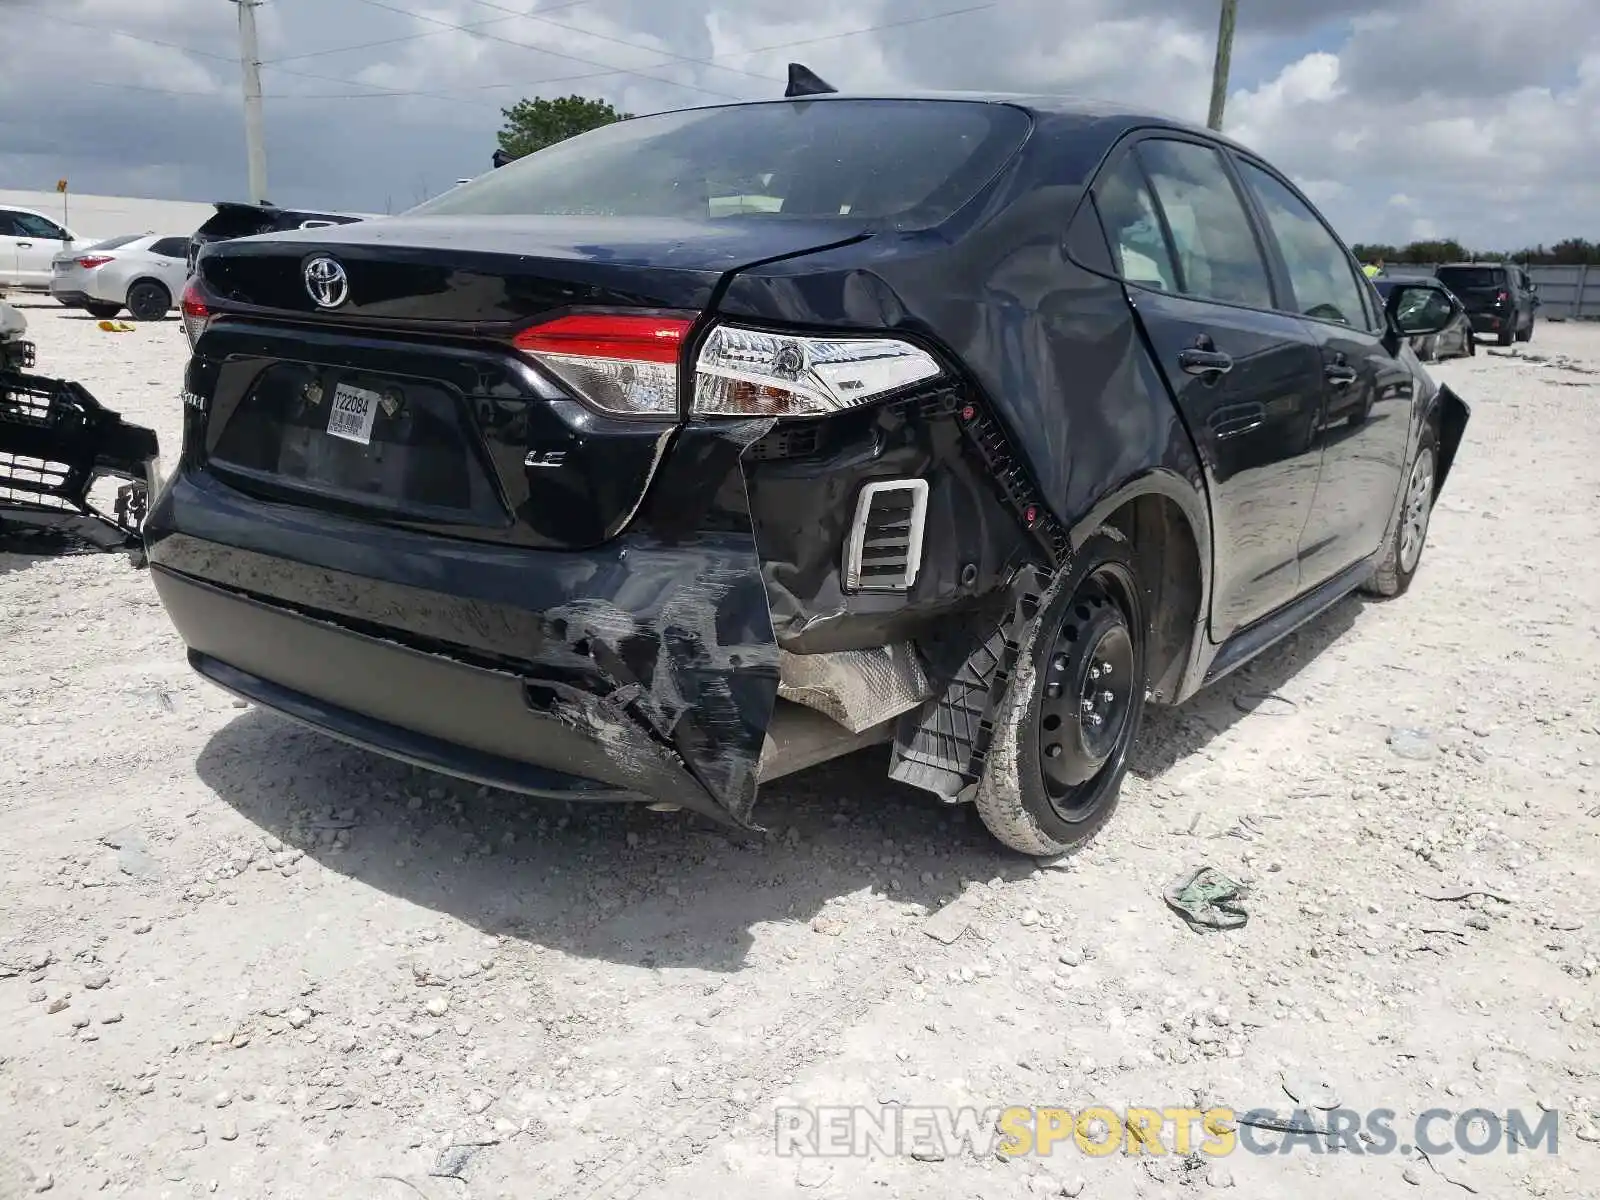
top-left (0, 206), bottom-right (97, 291)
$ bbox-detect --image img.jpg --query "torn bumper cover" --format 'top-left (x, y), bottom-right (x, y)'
top-left (1, 363), bottom-right (159, 554)
top-left (143, 421), bottom-right (802, 826)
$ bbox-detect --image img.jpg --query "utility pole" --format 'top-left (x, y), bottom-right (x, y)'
top-left (230, 0), bottom-right (268, 204)
top-left (1207, 0), bottom-right (1238, 132)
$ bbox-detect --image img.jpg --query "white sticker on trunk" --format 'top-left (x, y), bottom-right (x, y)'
top-left (327, 383), bottom-right (380, 445)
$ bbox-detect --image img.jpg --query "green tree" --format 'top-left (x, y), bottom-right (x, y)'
top-left (497, 95), bottom-right (631, 160)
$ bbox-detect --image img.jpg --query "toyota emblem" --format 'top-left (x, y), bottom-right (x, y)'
top-left (303, 256), bottom-right (349, 308)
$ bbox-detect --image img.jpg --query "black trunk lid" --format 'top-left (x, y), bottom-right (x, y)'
top-left (185, 215), bottom-right (866, 549)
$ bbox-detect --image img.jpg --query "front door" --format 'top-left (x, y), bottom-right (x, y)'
top-left (1230, 156), bottom-right (1414, 587)
top-left (1094, 136), bottom-right (1329, 641)
top-left (0, 211), bottom-right (23, 286)
top-left (10, 212), bottom-right (71, 287)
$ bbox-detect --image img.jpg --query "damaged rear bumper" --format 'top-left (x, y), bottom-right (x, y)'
top-left (144, 422), bottom-right (795, 825)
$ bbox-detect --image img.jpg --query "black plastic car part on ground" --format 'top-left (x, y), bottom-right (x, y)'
top-left (1, 343), bottom-right (160, 555)
top-left (145, 89), bottom-right (1470, 853)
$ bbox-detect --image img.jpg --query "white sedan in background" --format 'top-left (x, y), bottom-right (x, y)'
top-left (49, 233), bottom-right (192, 321)
top-left (0, 206), bottom-right (98, 292)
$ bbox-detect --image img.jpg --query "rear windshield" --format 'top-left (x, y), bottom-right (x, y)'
top-left (1435, 266), bottom-right (1504, 290)
top-left (407, 99), bottom-right (1032, 231)
top-left (83, 235), bottom-right (144, 251)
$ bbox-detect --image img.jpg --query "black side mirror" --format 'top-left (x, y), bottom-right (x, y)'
top-left (1386, 284), bottom-right (1458, 337)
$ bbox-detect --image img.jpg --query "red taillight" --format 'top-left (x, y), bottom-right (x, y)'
top-left (512, 314), bottom-right (691, 364)
top-left (512, 313), bottom-right (693, 417)
top-left (180, 278), bottom-right (212, 350)
top-left (75, 255), bottom-right (114, 269)
top-left (1496, 290), bottom-right (1509, 303)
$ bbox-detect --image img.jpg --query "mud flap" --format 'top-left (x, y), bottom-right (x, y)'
top-left (1, 368), bottom-right (159, 555)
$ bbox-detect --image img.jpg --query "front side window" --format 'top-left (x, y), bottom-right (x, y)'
top-left (1134, 139), bottom-right (1274, 310)
top-left (1236, 159), bottom-right (1369, 328)
top-left (13, 213), bottom-right (68, 239)
top-left (407, 99), bottom-right (1032, 232)
top-left (1094, 152), bottom-right (1179, 292)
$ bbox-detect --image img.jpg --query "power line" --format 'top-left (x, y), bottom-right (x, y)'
top-left (259, 60), bottom-right (506, 110)
top-left (341, 0), bottom-right (749, 101)
top-left (459, 1), bottom-right (1001, 96)
top-left (19, 8), bottom-right (236, 64)
top-left (458, 0), bottom-right (781, 84)
top-left (262, 0), bottom-right (590, 66)
top-left (723, 2), bottom-right (1000, 58)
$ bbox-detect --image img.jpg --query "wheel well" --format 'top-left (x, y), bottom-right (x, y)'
top-left (127, 277), bottom-right (172, 303)
top-left (1104, 494), bottom-right (1202, 704)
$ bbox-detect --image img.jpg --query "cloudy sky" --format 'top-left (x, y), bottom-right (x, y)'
top-left (2, 0), bottom-right (1596, 248)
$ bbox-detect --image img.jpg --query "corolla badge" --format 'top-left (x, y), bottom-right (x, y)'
top-left (303, 256), bottom-right (349, 308)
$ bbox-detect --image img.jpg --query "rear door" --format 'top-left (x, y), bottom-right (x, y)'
top-left (149, 236), bottom-right (194, 292)
top-left (1095, 135), bottom-right (1327, 640)
top-left (1231, 153), bottom-right (1414, 586)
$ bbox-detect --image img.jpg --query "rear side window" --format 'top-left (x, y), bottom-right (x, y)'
top-left (1235, 159), bottom-right (1369, 328)
top-left (150, 237), bottom-right (190, 258)
top-left (1135, 139), bottom-right (1274, 310)
top-left (83, 234), bottom-right (145, 252)
top-left (1094, 153), bottom-right (1180, 292)
top-left (407, 100), bottom-right (1032, 232)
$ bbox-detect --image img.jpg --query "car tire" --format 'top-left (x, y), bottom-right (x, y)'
top-left (973, 528), bottom-right (1149, 857)
top-left (1362, 418), bottom-right (1438, 600)
top-left (85, 302), bottom-right (123, 319)
top-left (1516, 316), bottom-right (1533, 343)
top-left (1497, 323), bottom-right (1514, 347)
top-left (125, 281), bottom-right (172, 322)
top-left (1466, 331), bottom-right (1476, 357)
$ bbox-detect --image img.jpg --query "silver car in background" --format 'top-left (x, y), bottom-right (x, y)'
top-left (50, 234), bottom-right (191, 321)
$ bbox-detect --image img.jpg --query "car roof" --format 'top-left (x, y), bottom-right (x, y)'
top-left (647, 91), bottom-right (1262, 158)
top-left (1437, 262), bottom-right (1509, 269)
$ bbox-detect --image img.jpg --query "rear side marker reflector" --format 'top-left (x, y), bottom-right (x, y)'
top-left (514, 314), bottom-right (692, 418)
top-left (844, 479), bottom-right (929, 593)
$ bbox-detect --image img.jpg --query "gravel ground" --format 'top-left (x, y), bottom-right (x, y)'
top-left (2, 298), bottom-right (1599, 1199)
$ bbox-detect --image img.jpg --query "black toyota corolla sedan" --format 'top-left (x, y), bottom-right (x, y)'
top-left (148, 87), bottom-right (1469, 856)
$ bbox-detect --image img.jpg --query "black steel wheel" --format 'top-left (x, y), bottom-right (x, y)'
top-left (126, 280), bottom-right (171, 322)
top-left (975, 528), bottom-right (1150, 856)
